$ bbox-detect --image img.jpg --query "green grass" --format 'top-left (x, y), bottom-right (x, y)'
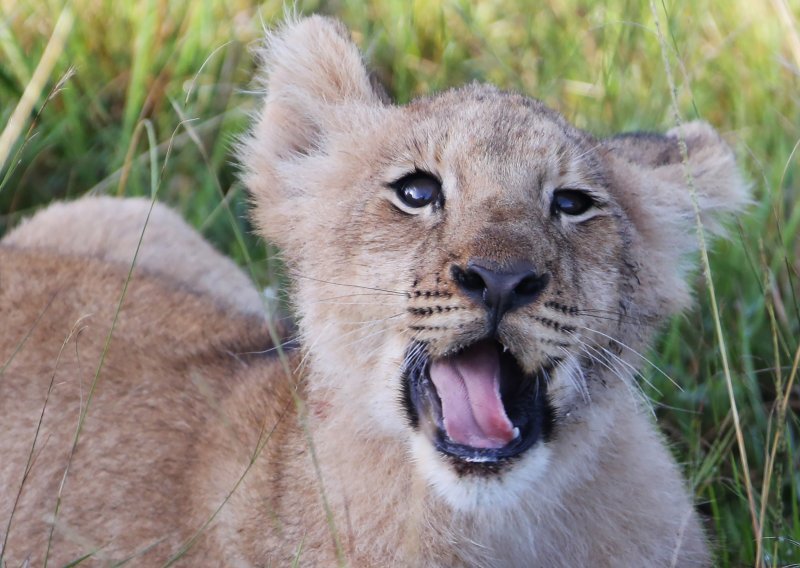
top-left (1, 0), bottom-right (799, 565)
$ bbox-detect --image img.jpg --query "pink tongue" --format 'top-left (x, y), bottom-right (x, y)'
top-left (429, 342), bottom-right (515, 449)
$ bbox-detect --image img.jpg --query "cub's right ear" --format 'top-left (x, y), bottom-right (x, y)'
top-left (240, 16), bottom-right (386, 248)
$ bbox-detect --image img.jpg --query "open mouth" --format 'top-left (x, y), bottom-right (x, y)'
top-left (402, 339), bottom-right (554, 464)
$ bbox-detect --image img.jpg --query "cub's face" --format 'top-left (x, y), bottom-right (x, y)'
top-left (291, 90), bottom-right (633, 504)
top-left (242, 17), bottom-right (746, 509)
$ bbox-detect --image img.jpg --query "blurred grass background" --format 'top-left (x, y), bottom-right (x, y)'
top-left (1, 0), bottom-right (798, 565)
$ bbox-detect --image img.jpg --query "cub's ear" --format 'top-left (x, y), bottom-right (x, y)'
top-left (603, 120), bottom-right (750, 315)
top-left (262, 16), bottom-right (382, 110)
top-left (240, 16), bottom-right (386, 248)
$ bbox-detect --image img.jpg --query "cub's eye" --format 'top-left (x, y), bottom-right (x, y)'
top-left (391, 172), bottom-right (442, 209)
top-left (551, 189), bottom-right (595, 216)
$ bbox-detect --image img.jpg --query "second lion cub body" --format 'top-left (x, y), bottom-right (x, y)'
top-left (0, 16), bottom-right (746, 567)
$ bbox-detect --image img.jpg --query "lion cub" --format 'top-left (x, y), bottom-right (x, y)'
top-left (0, 16), bottom-right (746, 567)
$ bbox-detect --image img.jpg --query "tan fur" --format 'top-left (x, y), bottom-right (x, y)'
top-left (3, 196), bottom-right (265, 315)
top-left (0, 16), bottom-right (747, 567)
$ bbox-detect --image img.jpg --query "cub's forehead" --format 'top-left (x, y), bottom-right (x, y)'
top-left (384, 84), bottom-right (605, 189)
top-left (407, 85), bottom-right (584, 144)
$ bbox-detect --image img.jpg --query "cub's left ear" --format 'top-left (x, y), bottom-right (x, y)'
top-left (603, 120), bottom-right (750, 315)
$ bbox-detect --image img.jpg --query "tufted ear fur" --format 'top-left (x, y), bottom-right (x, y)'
top-left (603, 120), bottom-right (749, 316)
top-left (240, 16), bottom-right (386, 249)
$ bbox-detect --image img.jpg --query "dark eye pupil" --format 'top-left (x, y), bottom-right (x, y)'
top-left (552, 189), bottom-right (593, 216)
top-left (395, 174), bottom-right (441, 208)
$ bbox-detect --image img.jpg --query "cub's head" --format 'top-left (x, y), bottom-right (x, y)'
top-left (241, 17), bottom-right (747, 509)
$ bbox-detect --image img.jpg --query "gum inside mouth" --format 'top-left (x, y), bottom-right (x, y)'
top-left (403, 339), bottom-right (553, 463)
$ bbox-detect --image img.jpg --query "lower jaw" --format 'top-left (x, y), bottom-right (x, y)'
top-left (411, 433), bottom-right (555, 510)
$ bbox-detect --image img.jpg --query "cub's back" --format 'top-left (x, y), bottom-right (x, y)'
top-left (0, 246), bottom-right (283, 565)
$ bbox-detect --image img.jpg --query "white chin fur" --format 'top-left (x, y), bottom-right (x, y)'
top-left (410, 433), bottom-right (551, 511)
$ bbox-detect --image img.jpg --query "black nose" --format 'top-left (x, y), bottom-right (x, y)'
top-left (452, 260), bottom-right (549, 327)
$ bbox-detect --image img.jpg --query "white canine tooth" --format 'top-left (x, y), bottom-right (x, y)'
top-left (502, 343), bottom-right (509, 353)
top-left (512, 427), bottom-right (520, 439)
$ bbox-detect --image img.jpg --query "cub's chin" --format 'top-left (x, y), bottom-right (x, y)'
top-left (401, 339), bottom-right (557, 510)
top-left (409, 431), bottom-right (554, 511)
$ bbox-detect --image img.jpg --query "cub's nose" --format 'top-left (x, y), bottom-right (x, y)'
top-left (452, 259), bottom-right (549, 326)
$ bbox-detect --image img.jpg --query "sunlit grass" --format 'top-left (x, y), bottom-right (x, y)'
top-left (1, 0), bottom-right (798, 565)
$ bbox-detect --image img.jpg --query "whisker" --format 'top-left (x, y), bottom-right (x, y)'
top-left (411, 342), bottom-right (428, 365)
top-left (564, 329), bottom-right (657, 395)
top-left (335, 325), bottom-right (395, 353)
top-left (315, 292), bottom-right (409, 303)
top-left (573, 339), bottom-right (648, 408)
top-left (299, 314), bottom-right (406, 357)
top-left (575, 324), bottom-right (682, 391)
top-left (337, 313), bottom-right (405, 327)
top-left (599, 343), bottom-right (661, 395)
top-left (544, 302), bottom-right (659, 328)
top-left (288, 271), bottom-right (407, 296)
top-left (555, 349), bottom-right (591, 403)
top-left (295, 320), bottom-right (335, 378)
top-left (402, 341), bottom-right (428, 372)
top-left (594, 342), bottom-right (661, 403)
top-left (576, 312), bottom-right (658, 328)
